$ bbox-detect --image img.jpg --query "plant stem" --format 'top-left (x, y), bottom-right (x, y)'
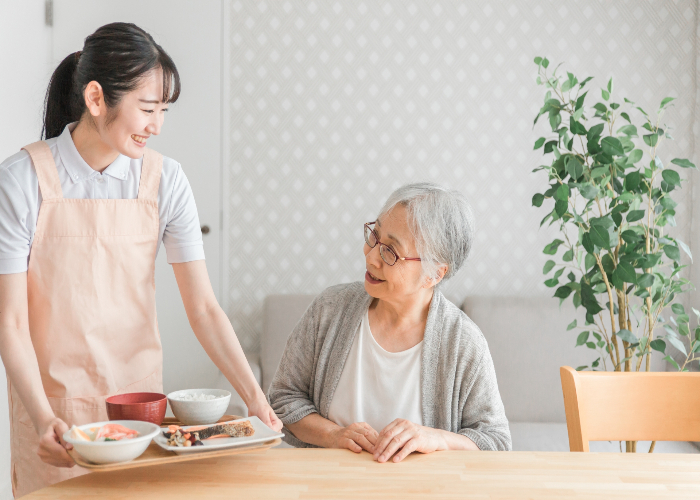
top-left (595, 255), bottom-right (620, 370)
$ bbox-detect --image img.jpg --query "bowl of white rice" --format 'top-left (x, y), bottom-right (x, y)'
top-left (166, 389), bottom-right (231, 425)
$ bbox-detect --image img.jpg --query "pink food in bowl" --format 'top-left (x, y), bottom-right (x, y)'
top-left (105, 392), bottom-right (167, 425)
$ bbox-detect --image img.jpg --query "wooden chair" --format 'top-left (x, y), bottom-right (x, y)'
top-left (560, 366), bottom-right (700, 452)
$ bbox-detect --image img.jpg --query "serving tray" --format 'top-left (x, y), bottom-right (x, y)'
top-left (68, 415), bottom-right (282, 472)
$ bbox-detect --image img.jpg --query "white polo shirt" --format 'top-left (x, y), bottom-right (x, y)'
top-left (0, 123), bottom-right (205, 274)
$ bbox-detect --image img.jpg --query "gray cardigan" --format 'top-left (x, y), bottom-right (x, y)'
top-left (268, 282), bottom-right (511, 451)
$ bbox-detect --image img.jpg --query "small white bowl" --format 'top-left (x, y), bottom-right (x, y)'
top-left (63, 420), bottom-right (160, 465)
top-left (167, 389), bottom-right (231, 425)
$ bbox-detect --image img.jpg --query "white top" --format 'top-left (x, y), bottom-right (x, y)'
top-left (327, 310), bottom-right (423, 432)
top-left (0, 124), bottom-right (205, 274)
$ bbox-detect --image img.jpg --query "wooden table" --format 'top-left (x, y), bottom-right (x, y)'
top-left (26, 448), bottom-right (700, 499)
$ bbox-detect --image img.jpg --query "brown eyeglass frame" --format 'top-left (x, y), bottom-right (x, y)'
top-left (364, 221), bottom-right (422, 266)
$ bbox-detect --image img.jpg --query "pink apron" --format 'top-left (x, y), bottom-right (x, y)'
top-left (8, 141), bottom-right (164, 497)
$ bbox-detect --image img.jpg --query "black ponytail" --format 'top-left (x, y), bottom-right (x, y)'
top-left (42, 22), bottom-right (181, 140)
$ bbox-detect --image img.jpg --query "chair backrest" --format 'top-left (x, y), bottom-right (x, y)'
top-left (261, 294), bottom-right (316, 394)
top-left (560, 366), bottom-right (700, 451)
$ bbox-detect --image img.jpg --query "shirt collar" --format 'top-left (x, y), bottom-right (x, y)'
top-left (56, 123), bottom-right (131, 183)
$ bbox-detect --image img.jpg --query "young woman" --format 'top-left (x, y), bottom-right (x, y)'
top-left (0, 22), bottom-right (280, 497)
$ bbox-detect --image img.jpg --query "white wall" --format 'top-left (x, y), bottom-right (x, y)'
top-left (0, 2), bottom-right (51, 497)
top-left (224, 0), bottom-right (700, 356)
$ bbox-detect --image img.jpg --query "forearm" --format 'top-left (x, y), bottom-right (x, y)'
top-left (286, 412), bottom-right (340, 448)
top-left (0, 323), bottom-right (54, 432)
top-left (189, 303), bottom-right (264, 405)
top-left (172, 261), bottom-right (265, 407)
top-left (439, 429), bottom-right (479, 451)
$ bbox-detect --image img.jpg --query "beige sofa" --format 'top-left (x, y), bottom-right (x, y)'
top-left (259, 293), bottom-right (698, 453)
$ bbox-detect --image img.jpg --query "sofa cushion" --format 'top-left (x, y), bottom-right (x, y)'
top-left (461, 296), bottom-right (664, 423)
top-left (262, 294), bottom-right (316, 394)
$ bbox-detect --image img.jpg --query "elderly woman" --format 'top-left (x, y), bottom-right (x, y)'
top-left (269, 182), bottom-right (510, 462)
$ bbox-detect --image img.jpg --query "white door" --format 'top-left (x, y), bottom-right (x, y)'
top-left (52, 0), bottom-right (224, 394)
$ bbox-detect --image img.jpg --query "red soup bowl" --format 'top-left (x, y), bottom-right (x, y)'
top-left (105, 392), bottom-right (167, 425)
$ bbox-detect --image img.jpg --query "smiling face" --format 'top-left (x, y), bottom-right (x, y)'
top-left (86, 68), bottom-right (169, 159)
top-left (364, 204), bottom-right (432, 301)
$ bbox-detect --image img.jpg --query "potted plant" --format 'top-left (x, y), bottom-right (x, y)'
top-left (531, 57), bottom-right (698, 451)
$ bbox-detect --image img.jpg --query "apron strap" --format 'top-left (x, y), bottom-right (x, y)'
top-left (22, 141), bottom-right (63, 201)
top-left (137, 148), bottom-right (163, 202)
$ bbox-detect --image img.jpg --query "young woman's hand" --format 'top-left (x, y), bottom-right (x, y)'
top-left (37, 417), bottom-right (75, 468)
top-left (330, 422), bottom-right (378, 453)
top-left (247, 396), bottom-right (283, 432)
top-left (373, 419), bottom-right (446, 463)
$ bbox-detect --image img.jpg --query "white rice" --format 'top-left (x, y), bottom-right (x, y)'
top-left (173, 393), bottom-right (222, 401)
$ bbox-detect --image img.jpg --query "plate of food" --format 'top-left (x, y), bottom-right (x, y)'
top-left (63, 420), bottom-right (161, 464)
top-left (153, 416), bottom-right (283, 454)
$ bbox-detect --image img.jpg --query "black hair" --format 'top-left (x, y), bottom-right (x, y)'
top-left (42, 22), bottom-right (181, 139)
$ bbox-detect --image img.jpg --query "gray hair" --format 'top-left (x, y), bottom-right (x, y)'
top-left (377, 182), bottom-right (475, 282)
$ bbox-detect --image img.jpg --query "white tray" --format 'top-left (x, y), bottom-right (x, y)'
top-left (154, 416), bottom-right (284, 454)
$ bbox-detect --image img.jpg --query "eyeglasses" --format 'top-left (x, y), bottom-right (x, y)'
top-left (364, 221), bottom-right (422, 266)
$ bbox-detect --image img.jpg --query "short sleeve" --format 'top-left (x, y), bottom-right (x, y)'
top-left (162, 164), bottom-right (205, 264)
top-left (0, 169), bottom-right (32, 274)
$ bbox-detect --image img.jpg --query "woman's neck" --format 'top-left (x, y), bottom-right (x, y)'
top-left (368, 287), bottom-right (434, 352)
top-left (70, 121), bottom-right (120, 173)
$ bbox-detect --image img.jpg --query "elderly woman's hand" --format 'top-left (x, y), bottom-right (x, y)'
top-left (373, 419), bottom-right (447, 463)
top-left (330, 422), bottom-right (379, 453)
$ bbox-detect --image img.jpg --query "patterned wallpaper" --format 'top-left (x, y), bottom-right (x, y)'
top-left (225, 0), bottom-right (698, 353)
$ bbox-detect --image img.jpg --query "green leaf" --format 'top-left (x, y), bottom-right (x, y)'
top-left (627, 149), bottom-right (643, 164)
top-left (534, 137), bottom-right (546, 150)
top-left (581, 282), bottom-right (603, 315)
top-left (620, 230), bottom-right (639, 244)
top-left (617, 124), bottom-right (637, 137)
top-left (591, 166), bottom-right (608, 179)
top-left (578, 183), bottom-right (599, 200)
top-left (542, 58), bottom-right (549, 68)
top-left (534, 56), bottom-right (543, 65)
top-left (566, 156), bottom-right (584, 180)
top-left (616, 329), bottom-right (637, 344)
top-left (562, 249), bottom-right (574, 262)
top-left (576, 331), bottom-right (589, 346)
top-left (643, 133), bottom-right (659, 147)
top-left (601, 137), bottom-right (624, 156)
top-left (650, 339), bottom-right (666, 353)
top-left (544, 140), bottom-right (558, 154)
top-left (637, 273), bottom-right (654, 288)
top-left (663, 245), bottom-right (681, 262)
top-left (607, 77), bottom-right (613, 93)
top-left (543, 239), bottom-right (564, 255)
top-left (554, 285), bottom-right (572, 298)
top-left (671, 158), bottom-right (696, 169)
top-left (555, 199), bottom-right (568, 217)
top-left (555, 184), bottom-right (570, 201)
top-left (661, 169), bottom-right (681, 186)
top-left (589, 224), bottom-right (614, 249)
top-left (543, 260), bottom-right (556, 274)
top-left (666, 336), bottom-right (687, 356)
top-left (626, 210), bottom-right (645, 223)
top-left (601, 89), bottom-right (610, 100)
top-left (659, 97), bottom-right (675, 109)
top-left (532, 193), bottom-right (545, 207)
top-left (613, 262), bottom-right (637, 284)
top-left (624, 172), bottom-right (640, 191)
top-left (545, 277), bottom-right (559, 288)
top-left (677, 239), bottom-right (693, 262)
top-left (672, 303), bottom-right (686, 315)
top-left (664, 355), bottom-right (681, 371)
top-left (567, 320), bottom-right (578, 331)
top-left (569, 116), bottom-right (587, 135)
